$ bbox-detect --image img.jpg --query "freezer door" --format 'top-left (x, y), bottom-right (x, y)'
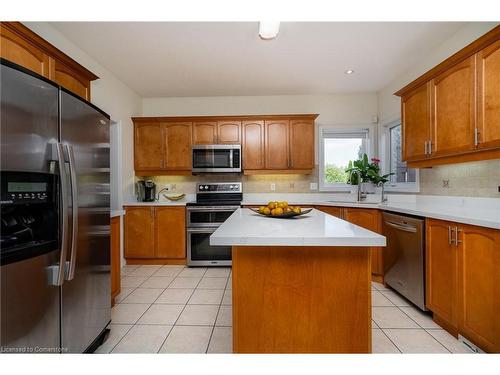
top-left (0, 62), bottom-right (59, 173)
top-left (60, 90), bottom-right (110, 353)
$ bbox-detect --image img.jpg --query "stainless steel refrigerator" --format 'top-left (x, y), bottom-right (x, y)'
top-left (0, 59), bottom-right (111, 353)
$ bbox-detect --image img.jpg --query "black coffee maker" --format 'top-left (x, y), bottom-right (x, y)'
top-left (136, 180), bottom-right (156, 202)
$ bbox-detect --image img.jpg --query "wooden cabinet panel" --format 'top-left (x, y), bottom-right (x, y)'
top-left (426, 219), bottom-right (458, 327)
top-left (458, 224), bottom-right (500, 352)
top-left (217, 121), bottom-right (241, 144)
top-left (242, 121), bottom-right (265, 170)
top-left (316, 206), bottom-right (344, 218)
top-left (431, 56), bottom-right (476, 157)
top-left (124, 207), bottom-right (155, 258)
top-left (110, 216), bottom-right (120, 305)
top-left (53, 60), bottom-right (91, 100)
top-left (0, 26), bottom-right (51, 77)
top-left (134, 123), bottom-right (163, 170)
top-left (290, 120), bottom-right (314, 169)
top-left (265, 120), bottom-right (289, 169)
top-left (192, 121), bottom-right (217, 144)
top-left (477, 39), bottom-right (500, 150)
top-left (155, 207), bottom-right (186, 259)
top-left (163, 122), bottom-right (192, 170)
top-left (401, 83), bottom-right (431, 162)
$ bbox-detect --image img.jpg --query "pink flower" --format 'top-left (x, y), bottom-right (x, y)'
top-left (371, 158), bottom-right (380, 164)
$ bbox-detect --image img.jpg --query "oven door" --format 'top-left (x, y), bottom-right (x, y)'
top-left (187, 206), bottom-right (238, 228)
top-left (187, 228), bottom-right (232, 266)
top-left (192, 145), bottom-right (241, 173)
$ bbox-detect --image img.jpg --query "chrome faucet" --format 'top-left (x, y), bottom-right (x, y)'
top-left (350, 170), bottom-right (367, 202)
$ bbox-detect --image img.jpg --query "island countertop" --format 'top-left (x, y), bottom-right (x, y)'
top-left (210, 208), bottom-right (386, 247)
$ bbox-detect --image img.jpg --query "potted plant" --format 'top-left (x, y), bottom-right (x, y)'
top-left (346, 154), bottom-right (393, 194)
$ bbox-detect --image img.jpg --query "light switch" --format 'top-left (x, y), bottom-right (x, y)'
top-left (270, 183), bottom-right (276, 191)
top-left (310, 182), bottom-right (318, 190)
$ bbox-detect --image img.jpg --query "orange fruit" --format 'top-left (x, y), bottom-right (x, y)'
top-left (274, 207), bottom-right (284, 216)
top-left (263, 207), bottom-right (271, 215)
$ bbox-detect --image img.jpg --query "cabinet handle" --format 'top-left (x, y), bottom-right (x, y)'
top-left (454, 226), bottom-right (462, 247)
top-left (448, 226), bottom-right (452, 245)
top-left (474, 128), bottom-right (480, 147)
top-left (428, 140), bottom-right (432, 155)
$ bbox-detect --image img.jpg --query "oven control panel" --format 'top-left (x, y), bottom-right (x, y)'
top-left (196, 182), bottom-right (242, 193)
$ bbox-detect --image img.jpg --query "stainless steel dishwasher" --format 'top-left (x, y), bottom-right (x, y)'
top-left (382, 211), bottom-right (426, 310)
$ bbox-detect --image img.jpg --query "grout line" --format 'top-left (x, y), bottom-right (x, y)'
top-left (378, 329), bottom-right (403, 353)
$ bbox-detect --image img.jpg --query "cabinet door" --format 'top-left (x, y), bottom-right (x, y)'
top-left (242, 121), bottom-right (265, 170)
top-left (290, 120), bottom-right (314, 169)
top-left (53, 60), bottom-right (91, 100)
top-left (316, 206), bottom-right (343, 218)
top-left (110, 216), bottom-right (121, 304)
top-left (155, 207), bottom-right (186, 259)
top-left (426, 219), bottom-right (458, 327)
top-left (0, 25), bottom-right (51, 78)
top-left (431, 56), bottom-right (476, 157)
top-left (217, 121), bottom-right (241, 144)
top-left (163, 122), bottom-right (192, 170)
top-left (134, 123), bottom-right (163, 170)
top-left (458, 224), bottom-right (500, 352)
top-left (265, 120), bottom-right (289, 169)
top-left (124, 207), bottom-right (155, 258)
top-left (477, 39), bottom-right (500, 150)
top-left (193, 121), bottom-right (217, 144)
top-left (401, 83), bottom-right (431, 162)
top-left (343, 208), bottom-right (383, 275)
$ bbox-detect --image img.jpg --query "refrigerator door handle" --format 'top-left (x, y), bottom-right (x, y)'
top-left (54, 143), bottom-right (69, 286)
top-left (65, 144), bottom-right (78, 281)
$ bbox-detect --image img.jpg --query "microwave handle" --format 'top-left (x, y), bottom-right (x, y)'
top-left (229, 149), bottom-right (233, 168)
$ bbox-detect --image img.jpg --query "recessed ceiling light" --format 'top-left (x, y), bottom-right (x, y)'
top-left (259, 21), bottom-right (280, 40)
top-left (345, 69), bottom-right (355, 75)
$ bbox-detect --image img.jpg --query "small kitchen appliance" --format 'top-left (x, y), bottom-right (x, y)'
top-left (136, 180), bottom-right (156, 202)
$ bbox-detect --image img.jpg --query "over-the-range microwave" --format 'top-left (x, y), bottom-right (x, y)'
top-left (192, 144), bottom-right (241, 173)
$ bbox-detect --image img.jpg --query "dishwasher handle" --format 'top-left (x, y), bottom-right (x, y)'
top-left (384, 220), bottom-right (418, 233)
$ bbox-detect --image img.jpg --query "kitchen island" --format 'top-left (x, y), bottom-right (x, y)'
top-left (210, 208), bottom-right (386, 353)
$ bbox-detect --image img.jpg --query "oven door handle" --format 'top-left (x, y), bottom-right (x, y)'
top-left (187, 227), bottom-right (217, 234)
top-left (186, 206), bottom-right (240, 212)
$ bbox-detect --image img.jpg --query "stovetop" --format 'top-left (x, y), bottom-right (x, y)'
top-left (190, 182), bottom-right (242, 207)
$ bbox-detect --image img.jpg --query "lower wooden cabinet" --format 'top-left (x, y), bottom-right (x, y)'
top-left (124, 206), bottom-right (186, 262)
top-left (111, 216), bottom-right (121, 306)
top-left (426, 218), bottom-right (500, 352)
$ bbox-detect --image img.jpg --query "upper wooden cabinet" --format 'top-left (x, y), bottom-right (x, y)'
top-left (0, 22), bottom-right (98, 101)
top-left (192, 120), bottom-right (242, 144)
top-left (289, 119), bottom-right (315, 169)
top-left (217, 121), bottom-right (241, 144)
top-left (163, 122), bottom-right (192, 170)
top-left (192, 121), bottom-right (218, 144)
top-left (396, 26), bottom-right (500, 167)
top-left (242, 121), bottom-right (265, 170)
top-left (265, 120), bottom-right (290, 169)
top-left (134, 122), bottom-right (163, 170)
top-left (477, 39), bottom-right (500, 150)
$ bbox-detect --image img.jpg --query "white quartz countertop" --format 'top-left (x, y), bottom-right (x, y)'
top-left (210, 208), bottom-right (387, 247)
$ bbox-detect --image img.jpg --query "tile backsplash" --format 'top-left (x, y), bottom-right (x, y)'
top-left (139, 160), bottom-right (500, 199)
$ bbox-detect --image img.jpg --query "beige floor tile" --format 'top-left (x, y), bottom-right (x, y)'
top-left (383, 329), bottom-right (449, 353)
top-left (372, 282), bottom-right (390, 291)
top-left (222, 289), bottom-right (232, 305)
top-left (371, 329), bottom-right (400, 353)
top-left (188, 289), bottom-right (224, 305)
top-left (129, 266), bottom-right (160, 277)
top-left (121, 276), bottom-right (147, 288)
top-left (380, 290), bottom-right (411, 307)
top-left (121, 288), bottom-right (163, 304)
top-left (204, 268), bottom-right (231, 278)
top-left (112, 324), bottom-right (172, 353)
top-left (226, 278), bottom-right (232, 290)
top-left (178, 267), bottom-right (207, 278)
top-left (208, 327), bottom-right (232, 353)
top-left (140, 276), bottom-right (174, 289)
top-left (111, 303), bottom-right (150, 324)
top-left (156, 288), bottom-right (194, 304)
top-left (153, 265), bottom-right (184, 277)
top-left (372, 307), bottom-right (420, 329)
top-left (197, 277), bottom-right (227, 290)
top-left (177, 304), bottom-right (219, 326)
top-left (371, 291), bottom-right (394, 307)
top-left (168, 277), bottom-right (201, 289)
top-left (137, 304), bottom-right (184, 325)
top-left (372, 319), bottom-right (379, 328)
top-left (216, 305), bottom-right (232, 327)
top-left (121, 265), bottom-right (140, 276)
top-left (159, 325), bottom-right (212, 353)
top-left (94, 324), bottom-right (132, 353)
top-left (399, 306), bottom-right (441, 329)
top-left (426, 329), bottom-right (475, 353)
top-left (115, 288), bottom-right (134, 303)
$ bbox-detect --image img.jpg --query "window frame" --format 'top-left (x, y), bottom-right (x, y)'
top-left (380, 119), bottom-right (420, 193)
top-left (318, 125), bottom-right (375, 192)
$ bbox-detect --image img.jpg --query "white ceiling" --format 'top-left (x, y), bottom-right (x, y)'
top-left (51, 22), bottom-right (466, 97)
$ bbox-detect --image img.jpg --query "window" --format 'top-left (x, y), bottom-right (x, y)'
top-left (382, 121), bottom-right (419, 192)
top-left (319, 127), bottom-right (372, 191)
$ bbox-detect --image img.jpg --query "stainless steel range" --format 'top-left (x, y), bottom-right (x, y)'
top-left (186, 182), bottom-right (242, 266)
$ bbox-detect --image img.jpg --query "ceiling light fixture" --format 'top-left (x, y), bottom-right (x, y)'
top-left (259, 21), bottom-right (280, 40)
top-left (345, 69), bottom-right (355, 75)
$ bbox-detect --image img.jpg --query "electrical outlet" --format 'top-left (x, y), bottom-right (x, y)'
top-left (442, 179), bottom-right (450, 188)
top-left (163, 184), bottom-right (172, 192)
top-left (289, 182), bottom-right (295, 189)
top-left (171, 184), bottom-right (176, 191)
top-left (310, 182), bottom-right (318, 190)
top-left (270, 183), bottom-right (276, 191)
